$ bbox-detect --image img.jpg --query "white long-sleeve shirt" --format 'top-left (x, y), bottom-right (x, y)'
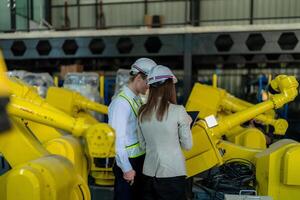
top-left (108, 86), bottom-right (141, 172)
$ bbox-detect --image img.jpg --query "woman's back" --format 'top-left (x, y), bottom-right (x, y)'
top-left (138, 103), bottom-right (192, 178)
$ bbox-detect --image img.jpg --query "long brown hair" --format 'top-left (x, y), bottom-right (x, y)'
top-left (139, 79), bottom-right (177, 122)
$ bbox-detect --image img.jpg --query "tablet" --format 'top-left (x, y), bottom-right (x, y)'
top-left (187, 111), bottom-right (199, 129)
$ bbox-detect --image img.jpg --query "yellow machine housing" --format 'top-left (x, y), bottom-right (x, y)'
top-left (186, 83), bottom-right (288, 149)
top-left (184, 75), bottom-right (300, 200)
top-left (7, 95), bottom-right (115, 186)
top-left (8, 78), bottom-right (115, 185)
top-left (0, 50), bottom-right (91, 200)
top-left (46, 87), bottom-right (114, 186)
top-left (46, 86), bottom-right (108, 116)
top-left (8, 78), bottom-right (89, 181)
top-left (0, 117), bottom-right (91, 200)
top-left (8, 97), bottom-right (114, 183)
top-left (255, 139), bottom-right (300, 199)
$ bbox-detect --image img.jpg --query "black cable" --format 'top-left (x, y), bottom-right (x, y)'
top-left (195, 158), bottom-right (256, 200)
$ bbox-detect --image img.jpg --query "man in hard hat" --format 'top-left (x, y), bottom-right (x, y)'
top-left (108, 58), bottom-right (157, 200)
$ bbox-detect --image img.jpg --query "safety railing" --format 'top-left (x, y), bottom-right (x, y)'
top-left (1, 0), bottom-right (300, 32)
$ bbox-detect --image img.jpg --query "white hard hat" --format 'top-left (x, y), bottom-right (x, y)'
top-left (147, 65), bottom-right (177, 86)
top-left (130, 58), bottom-right (157, 76)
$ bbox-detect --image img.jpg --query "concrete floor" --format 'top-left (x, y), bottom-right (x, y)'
top-left (90, 186), bottom-right (114, 200)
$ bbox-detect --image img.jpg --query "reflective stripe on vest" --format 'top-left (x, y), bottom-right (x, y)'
top-left (118, 91), bottom-right (142, 117)
top-left (118, 91), bottom-right (145, 158)
top-left (125, 142), bottom-right (145, 158)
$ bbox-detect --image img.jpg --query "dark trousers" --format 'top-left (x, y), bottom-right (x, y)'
top-left (142, 175), bottom-right (187, 200)
top-left (113, 155), bottom-right (145, 200)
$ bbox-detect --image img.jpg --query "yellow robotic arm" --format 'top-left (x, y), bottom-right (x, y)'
top-left (7, 95), bottom-right (115, 185)
top-left (45, 87), bottom-right (115, 186)
top-left (0, 50), bottom-right (90, 200)
top-left (213, 75), bottom-right (297, 137)
top-left (185, 75), bottom-right (298, 176)
top-left (7, 76), bottom-right (114, 185)
top-left (221, 93), bottom-right (288, 135)
top-left (185, 75), bottom-right (299, 200)
top-left (185, 81), bottom-right (290, 149)
top-left (46, 86), bottom-right (108, 116)
top-left (0, 118), bottom-right (91, 200)
top-left (8, 77), bottom-right (69, 115)
top-left (8, 96), bottom-right (89, 136)
top-left (186, 82), bottom-right (288, 135)
top-left (6, 78), bottom-right (90, 181)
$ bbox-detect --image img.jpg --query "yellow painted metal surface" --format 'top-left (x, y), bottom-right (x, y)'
top-left (212, 73), bottom-right (218, 88)
top-left (0, 116), bottom-right (91, 200)
top-left (44, 135), bottom-right (89, 181)
top-left (7, 78), bottom-right (89, 181)
top-left (0, 51), bottom-right (91, 199)
top-left (46, 87), bottom-right (115, 186)
top-left (282, 145), bottom-right (300, 185)
top-left (185, 75), bottom-right (300, 199)
top-left (8, 95), bottom-right (115, 185)
top-left (186, 83), bottom-right (225, 118)
top-left (54, 76), bottom-right (59, 87)
top-left (8, 78), bottom-right (66, 115)
top-left (0, 51), bottom-right (10, 96)
top-left (84, 123), bottom-right (115, 185)
top-left (186, 82), bottom-right (288, 136)
top-left (218, 140), bottom-right (261, 164)
top-left (184, 122), bottom-right (223, 177)
top-left (26, 121), bottom-right (89, 181)
top-left (222, 95), bottom-right (288, 135)
top-left (255, 139), bottom-right (300, 200)
top-left (100, 75), bottom-right (105, 99)
top-left (226, 127), bottom-right (266, 149)
top-left (46, 87), bottom-right (108, 116)
top-left (6, 155), bottom-right (90, 200)
top-left (7, 96), bottom-right (89, 136)
top-left (8, 82), bottom-right (115, 186)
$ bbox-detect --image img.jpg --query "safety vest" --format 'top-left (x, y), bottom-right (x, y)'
top-left (118, 91), bottom-right (145, 158)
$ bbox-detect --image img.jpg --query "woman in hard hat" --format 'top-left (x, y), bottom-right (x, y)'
top-left (108, 58), bottom-right (157, 200)
top-left (137, 65), bottom-right (193, 200)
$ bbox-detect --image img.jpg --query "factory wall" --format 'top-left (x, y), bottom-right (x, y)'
top-left (200, 0), bottom-right (300, 26)
top-left (2, 0), bottom-right (300, 31)
top-left (50, 0), bottom-right (300, 29)
top-left (0, 0), bottom-right (45, 31)
top-left (51, 0), bottom-right (189, 28)
top-left (0, 2), bottom-right (11, 30)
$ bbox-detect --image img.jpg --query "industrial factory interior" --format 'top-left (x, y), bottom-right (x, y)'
top-left (1, 0), bottom-right (300, 200)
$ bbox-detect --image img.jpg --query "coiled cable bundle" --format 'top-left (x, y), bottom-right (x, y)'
top-left (194, 158), bottom-right (256, 200)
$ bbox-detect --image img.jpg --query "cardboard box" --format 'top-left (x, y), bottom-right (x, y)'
top-left (144, 15), bottom-right (164, 28)
top-left (60, 64), bottom-right (84, 78)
